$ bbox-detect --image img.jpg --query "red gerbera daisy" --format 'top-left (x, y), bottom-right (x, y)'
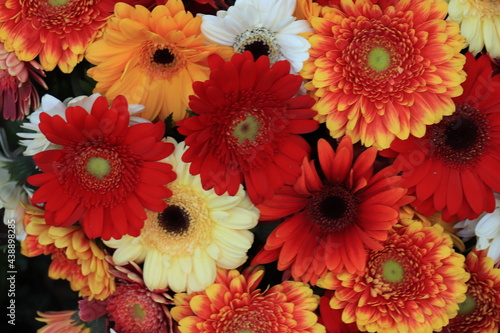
top-left (385, 53), bottom-right (500, 222)
top-left (177, 52), bottom-right (318, 204)
top-left (27, 95), bottom-right (176, 240)
top-left (251, 136), bottom-right (412, 284)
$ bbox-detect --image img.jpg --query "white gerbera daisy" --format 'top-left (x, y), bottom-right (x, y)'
top-left (104, 138), bottom-right (259, 293)
top-left (201, 0), bottom-right (312, 72)
top-left (456, 192), bottom-right (500, 263)
top-left (447, 0), bottom-right (500, 57)
top-left (17, 93), bottom-right (148, 156)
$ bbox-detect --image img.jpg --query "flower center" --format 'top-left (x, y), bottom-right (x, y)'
top-left (368, 47), bottom-right (390, 72)
top-left (457, 293), bottom-right (476, 315)
top-left (232, 114), bottom-right (261, 144)
top-left (73, 146), bottom-right (124, 194)
top-left (106, 284), bottom-right (166, 333)
top-left (306, 185), bottom-right (358, 232)
top-left (471, 0), bottom-right (500, 16)
top-left (139, 183), bottom-right (212, 256)
top-left (428, 104), bottom-right (490, 168)
top-left (141, 41), bottom-right (186, 79)
top-left (86, 157), bottom-right (111, 179)
top-left (47, 0), bottom-right (69, 6)
top-left (153, 49), bottom-right (175, 65)
top-left (233, 28), bottom-right (282, 63)
top-left (157, 205), bottom-right (190, 235)
top-left (222, 307), bottom-right (273, 333)
top-left (382, 259), bottom-right (404, 283)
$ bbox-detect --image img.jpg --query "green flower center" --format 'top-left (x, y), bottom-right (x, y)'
top-left (48, 0), bottom-right (69, 6)
top-left (131, 303), bottom-right (145, 319)
top-left (232, 115), bottom-right (261, 144)
top-left (458, 293), bottom-right (476, 314)
top-left (382, 259), bottom-right (404, 282)
top-left (368, 47), bottom-right (390, 72)
top-left (86, 157), bottom-right (110, 179)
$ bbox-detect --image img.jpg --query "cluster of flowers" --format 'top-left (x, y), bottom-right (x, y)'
top-left (1, 0), bottom-right (500, 332)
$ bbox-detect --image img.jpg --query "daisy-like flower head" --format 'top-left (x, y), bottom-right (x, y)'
top-left (0, 0), bottom-right (115, 73)
top-left (456, 192), bottom-right (500, 263)
top-left (18, 93), bottom-right (149, 156)
top-left (0, 43), bottom-right (47, 120)
top-left (200, 0), bottom-right (313, 73)
top-left (447, 0), bottom-right (500, 58)
top-left (104, 138), bottom-right (259, 293)
top-left (22, 205), bottom-right (116, 300)
top-left (171, 266), bottom-right (326, 333)
top-left (177, 52), bottom-right (318, 204)
top-left (302, 0), bottom-right (467, 149)
top-left (444, 249), bottom-right (500, 333)
top-left (386, 53), bottom-right (500, 222)
top-left (27, 95), bottom-right (176, 240)
top-left (86, 1), bottom-right (233, 122)
top-left (252, 136), bottom-right (412, 284)
top-left (37, 310), bottom-right (90, 333)
top-left (318, 221), bottom-right (470, 333)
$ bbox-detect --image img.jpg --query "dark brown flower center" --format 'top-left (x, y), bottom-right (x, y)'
top-left (158, 205), bottom-right (190, 235)
top-left (153, 48), bottom-right (175, 65)
top-left (242, 40), bottom-right (270, 61)
top-left (306, 185), bottom-right (358, 232)
top-left (428, 104), bottom-right (490, 168)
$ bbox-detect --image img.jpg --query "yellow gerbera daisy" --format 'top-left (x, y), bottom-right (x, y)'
top-left (104, 139), bottom-right (259, 293)
top-left (22, 205), bottom-right (115, 300)
top-left (85, 1), bottom-right (233, 122)
top-left (447, 0), bottom-right (500, 58)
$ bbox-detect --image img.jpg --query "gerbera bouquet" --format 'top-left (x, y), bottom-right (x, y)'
top-left (1, 0), bottom-right (500, 332)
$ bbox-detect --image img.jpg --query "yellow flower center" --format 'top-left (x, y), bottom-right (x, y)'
top-left (86, 157), bottom-right (111, 179)
top-left (368, 47), bottom-right (390, 72)
top-left (140, 183), bottom-right (212, 256)
top-left (232, 115), bottom-right (261, 144)
top-left (382, 259), bottom-right (404, 283)
top-left (458, 293), bottom-right (476, 314)
top-left (48, 0), bottom-right (69, 6)
top-left (469, 0), bottom-right (500, 16)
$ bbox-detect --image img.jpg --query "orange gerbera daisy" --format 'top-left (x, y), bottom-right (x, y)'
top-left (318, 221), bottom-right (470, 333)
top-left (385, 53), bottom-right (500, 222)
top-left (444, 249), bottom-right (500, 333)
top-left (0, 0), bottom-right (115, 73)
top-left (301, 0), bottom-right (466, 149)
top-left (171, 266), bottom-right (325, 333)
top-left (251, 136), bottom-right (411, 284)
top-left (86, 1), bottom-right (233, 122)
top-left (22, 205), bottom-right (115, 300)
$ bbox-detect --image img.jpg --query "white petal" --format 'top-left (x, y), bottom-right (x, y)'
top-left (208, 194), bottom-right (242, 210)
top-left (476, 209), bottom-right (500, 237)
top-left (167, 257), bottom-right (188, 293)
top-left (192, 249), bottom-right (217, 290)
top-left (487, 237), bottom-right (500, 263)
top-left (212, 225), bottom-right (253, 250)
top-left (143, 251), bottom-right (168, 290)
top-left (278, 19), bottom-right (313, 35)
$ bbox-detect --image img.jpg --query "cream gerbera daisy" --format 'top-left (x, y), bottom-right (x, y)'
top-left (447, 0), bottom-right (500, 57)
top-left (201, 0), bottom-right (312, 72)
top-left (104, 138), bottom-right (259, 293)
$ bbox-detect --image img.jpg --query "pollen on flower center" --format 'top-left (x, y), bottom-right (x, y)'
top-left (232, 114), bottom-right (261, 144)
top-left (306, 185), bottom-right (358, 232)
top-left (458, 293), bottom-right (476, 314)
top-left (233, 28), bottom-right (282, 63)
top-left (86, 157), bottom-right (111, 179)
top-left (368, 47), bottom-right (390, 72)
top-left (428, 104), bottom-right (490, 168)
top-left (139, 184), bottom-right (212, 256)
top-left (382, 259), bottom-right (404, 283)
top-left (141, 41), bottom-right (186, 79)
